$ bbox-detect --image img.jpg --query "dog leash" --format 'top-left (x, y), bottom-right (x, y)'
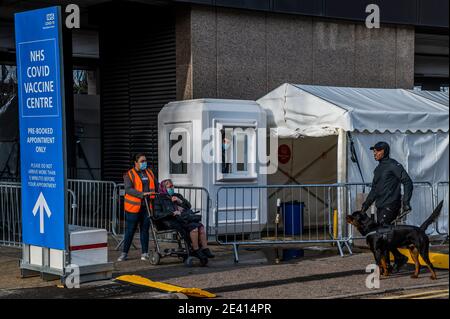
top-left (365, 231), bottom-right (377, 237)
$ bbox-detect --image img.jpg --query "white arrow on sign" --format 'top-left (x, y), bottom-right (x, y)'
top-left (32, 192), bottom-right (52, 234)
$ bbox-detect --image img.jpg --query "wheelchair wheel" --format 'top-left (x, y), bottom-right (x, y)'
top-left (184, 256), bottom-right (194, 267)
top-left (149, 251), bottom-right (161, 265)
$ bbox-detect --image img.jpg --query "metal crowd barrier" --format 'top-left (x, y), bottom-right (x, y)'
top-left (1, 179), bottom-right (446, 251)
top-left (67, 179), bottom-right (118, 233)
top-left (1, 179), bottom-right (211, 249)
top-left (0, 182), bottom-right (78, 248)
top-left (112, 183), bottom-right (211, 250)
top-left (346, 182), bottom-right (437, 243)
top-left (215, 181), bottom-right (442, 262)
top-left (410, 182), bottom-right (436, 235)
top-left (174, 186), bottom-right (211, 236)
top-left (435, 181), bottom-right (449, 240)
top-left (112, 183), bottom-right (125, 244)
top-left (215, 184), bottom-right (353, 262)
top-left (0, 183), bottom-right (21, 247)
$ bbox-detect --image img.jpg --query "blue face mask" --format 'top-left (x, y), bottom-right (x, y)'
top-left (223, 143), bottom-right (230, 151)
top-left (167, 188), bottom-right (175, 196)
top-left (139, 162), bottom-right (147, 170)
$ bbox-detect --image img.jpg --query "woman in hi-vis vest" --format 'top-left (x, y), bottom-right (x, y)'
top-left (118, 153), bottom-right (157, 261)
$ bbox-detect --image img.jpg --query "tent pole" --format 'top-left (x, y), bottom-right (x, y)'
top-left (337, 128), bottom-right (348, 242)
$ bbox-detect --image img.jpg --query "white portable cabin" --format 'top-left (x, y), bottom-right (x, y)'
top-left (257, 84), bottom-right (449, 236)
top-left (158, 99), bottom-right (268, 236)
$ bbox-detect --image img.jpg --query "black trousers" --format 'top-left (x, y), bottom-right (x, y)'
top-left (376, 206), bottom-right (400, 226)
top-left (376, 205), bottom-right (406, 266)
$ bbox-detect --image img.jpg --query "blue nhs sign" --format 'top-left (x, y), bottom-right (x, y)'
top-left (15, 6), bottom-right (67, 250)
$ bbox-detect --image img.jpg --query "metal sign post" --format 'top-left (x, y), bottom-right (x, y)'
top-left (15, 6), bottom-right (69, 279)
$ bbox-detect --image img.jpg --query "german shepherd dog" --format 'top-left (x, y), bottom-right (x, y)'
top-left (346, 201), bottom-right (444, 279)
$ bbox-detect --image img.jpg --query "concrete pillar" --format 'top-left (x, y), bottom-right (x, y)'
top-left (176, 5), bottom-right (415, 100)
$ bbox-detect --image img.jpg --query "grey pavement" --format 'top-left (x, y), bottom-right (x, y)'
top-left (0, 240), bottom-right (448, 299)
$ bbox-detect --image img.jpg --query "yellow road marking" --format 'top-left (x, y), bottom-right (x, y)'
top-left (114, 275), bottom-right (216, 298)
top-left (381, 289), bottom-right (449, 299)
top-left (414, 292), bottom-right (449, 299)
top-left (390, 249), bottom-right (448, 269)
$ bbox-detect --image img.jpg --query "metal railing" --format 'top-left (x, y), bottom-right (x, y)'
top-left (112, 184), bottom-right (211, 249)
top-left (112, 183), bottom-right (125, 242)
top-left (410, 182), bottom-right (436, 235)
top-left (215, 183), bottom-right (352, 261)
top-left (1, 179), bottom-right (447, 251)
top-left (346, 182), bottom-right (436, 241)
top-left (0, 182), bottom-right (78, 247)
top-left (1, 180), bottom-right (213, 248)
top-left (214, 181), bottom-right (444, 262)
top-left (435, 181), bottom-right (449, 238)
top-left (0, 183), bottom-right (21, 247)
top-left (67, 179), bottom-right (118, 233)
top-left (174, 186), bottom-right (211, 235)
top-left (0, 177), bottom-right (20, 183)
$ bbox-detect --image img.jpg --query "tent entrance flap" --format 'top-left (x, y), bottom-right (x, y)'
top-left (267, 135), bottom-right (338, 231)
top-left (268, 136), bottom-right (338, 186)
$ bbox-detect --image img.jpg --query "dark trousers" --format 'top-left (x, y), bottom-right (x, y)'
top-left (122, 207), bottom-right (150, 254)
top-left (376, 206), bottom-right (406, 266)
top-left (376, 206), bottom-right (400, 226)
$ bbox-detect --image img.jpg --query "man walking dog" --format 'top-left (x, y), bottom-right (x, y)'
top-left (361, 141), bottom-right (413, 225)
top-left (361, 141), bottom-right (413, 271)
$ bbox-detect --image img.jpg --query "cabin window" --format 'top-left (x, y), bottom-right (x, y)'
top-left (235, 132), bottom-right (248, 172)
top-left (217, 123), bottom-right (257, 181)
top-left (169, 129), bottom-right (188, 175)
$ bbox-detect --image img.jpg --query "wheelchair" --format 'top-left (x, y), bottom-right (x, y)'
top-left (143, 195), bottom-right (208, 267)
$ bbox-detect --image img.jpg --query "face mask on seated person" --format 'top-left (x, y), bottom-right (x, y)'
top-left (167, 188), bottom-right (175, 196)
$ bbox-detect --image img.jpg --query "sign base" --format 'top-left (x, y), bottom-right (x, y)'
top-left (20, 225), bottom-right (114, 286)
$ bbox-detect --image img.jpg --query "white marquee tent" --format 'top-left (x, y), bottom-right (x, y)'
top-left (257, 83), bottom-right (449, 235)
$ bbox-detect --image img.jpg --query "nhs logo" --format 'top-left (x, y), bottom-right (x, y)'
top-left (44, 12), bottom-right (55, 28)
top-left (45, 6), bottom-right (80, 30)
top-left (46, 13), bottom-right (55, 22)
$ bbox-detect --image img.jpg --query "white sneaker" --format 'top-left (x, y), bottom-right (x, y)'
top-left (117, 253), bottom-right (127, 261)
top-left (141, 253), bottom-right (150, 261)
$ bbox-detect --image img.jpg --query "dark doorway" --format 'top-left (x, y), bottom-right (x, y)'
top-left (94, 2), bottom-right (176, 182)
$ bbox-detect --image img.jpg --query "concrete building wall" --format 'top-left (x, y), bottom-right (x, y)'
top-left (176, 5), bottom-right (415, 100)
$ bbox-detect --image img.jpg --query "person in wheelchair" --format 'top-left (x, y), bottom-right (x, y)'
top-left (153, 179), bottom-right (215, 263)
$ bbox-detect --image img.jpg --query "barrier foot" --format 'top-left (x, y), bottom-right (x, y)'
top-left (20, 267), bottom-right (40, 278)
top-left (233, 244), bottom-right (239, 263)
top-left (336, 240), bottom-right (353, 257)
top-left (344, 241), bottom-right (353, 255)
top-left (110, 234), bottom-right (122, 246)
top-left (115, 239), bottom-right (123, 251)
top-left (336, 242), bottom-right (344, 257)
top-left (114, 239), bottom-right (138, 251)
top-left (41, 272), bottom-right (61, 282)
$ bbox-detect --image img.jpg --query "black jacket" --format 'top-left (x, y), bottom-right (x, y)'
top-left (153, 193), bottom-right (191, 220)
top-left (362, 157), bottom-right (413, 211)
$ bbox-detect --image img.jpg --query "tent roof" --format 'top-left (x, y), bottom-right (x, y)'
top-left (408, 90), bottom-right (449, 107)
top-left (257, 83), bottom-right (449, 137)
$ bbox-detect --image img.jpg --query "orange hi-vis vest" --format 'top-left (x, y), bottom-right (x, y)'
top-left (124, 168), bottom-right (156, 213)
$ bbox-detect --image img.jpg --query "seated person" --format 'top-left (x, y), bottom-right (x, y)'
top-left (153, 179), bottom-right (215, 261)
top-left (222, 137), bottom-right (231, 174)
